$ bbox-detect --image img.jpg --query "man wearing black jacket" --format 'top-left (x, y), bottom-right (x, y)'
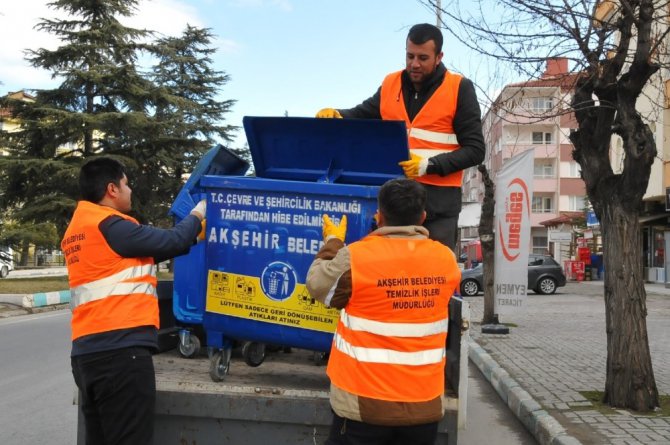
top-left (316, 23), bottom-right (485, 250)
top-left (63, 157), bottom-right (205, 445)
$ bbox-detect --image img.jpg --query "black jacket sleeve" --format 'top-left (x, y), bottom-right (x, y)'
top-left (337, 87), bottom-right (382, 119)
top-left (428, 78), bottom-right (486, 176)
top-left (99, 214), bottom-right (202, 264)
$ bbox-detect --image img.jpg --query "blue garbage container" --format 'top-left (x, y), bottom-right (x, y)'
top-left (170, 144), bottom-right (249, 357)
top-left (199, 116), bottom-right (409, 379)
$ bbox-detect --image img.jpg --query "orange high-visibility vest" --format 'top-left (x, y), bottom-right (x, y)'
top-left (62, 201), bottom-right (158, 341)
top-left (327, 235), bottom-right (459, 402)
top-left (380, 70), bottom-right (463, 187)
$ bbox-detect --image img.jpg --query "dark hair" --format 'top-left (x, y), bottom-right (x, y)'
top-left (79, 157), bottom-right (126, 203)
top-left (407, 23), bottom-right (443, 54)
top-left (378, 178), bottom-right (427, 226)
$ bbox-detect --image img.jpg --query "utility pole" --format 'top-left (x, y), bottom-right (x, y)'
top-left (436, 0), bottom-right (441, 27)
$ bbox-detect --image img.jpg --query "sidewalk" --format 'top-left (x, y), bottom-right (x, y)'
top-left (467, 280), bottom-right (670, 445)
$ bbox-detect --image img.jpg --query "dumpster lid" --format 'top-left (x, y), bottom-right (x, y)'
top-left (243, 116), bottom-right (409, 185)
top-left (169, 144), bottom-right (249, 218)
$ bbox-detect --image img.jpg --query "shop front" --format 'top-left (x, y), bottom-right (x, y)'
top-left (641, 214), bottom-right (669, 284)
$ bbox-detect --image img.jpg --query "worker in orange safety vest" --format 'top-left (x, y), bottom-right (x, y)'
top-left (316, 23), bottom-right (485, 251)
top-left (63, 157), bottom-right (206, 445)
top-left (306, 178), bottom-right (461, 445)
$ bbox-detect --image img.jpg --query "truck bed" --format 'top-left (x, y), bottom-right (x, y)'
top-left (150, 347), bottom-right (458, 445)
top-left (77, 296), bottom-right (467, 444)
top-left (153, 348), bottom-right (333, 445)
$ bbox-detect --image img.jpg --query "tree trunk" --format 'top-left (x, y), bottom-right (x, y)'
top-left (600, 204), bottom-right (659, 410)
top-left (477, 165), bottom-right (495, 324)
top-left (20, 240), bottom-right (30, 267)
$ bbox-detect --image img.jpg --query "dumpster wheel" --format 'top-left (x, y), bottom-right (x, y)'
top-left (242, 342), bottom-right (266, 367)
top-left (313, 351), bottom-right (329, 366)
top-left (209, 348), bottom-right (232, 382)
top-left (178, 332), bottom-right (201, 359)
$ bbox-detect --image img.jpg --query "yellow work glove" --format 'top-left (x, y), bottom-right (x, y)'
top-left (315, 108), bottom-right (342, 119)
top-left (322, 214), bottom-right (347, 242)
top-left (198, 219), bottom-right (206, 241)
top-left (398, 153), bottom-right (429, 179)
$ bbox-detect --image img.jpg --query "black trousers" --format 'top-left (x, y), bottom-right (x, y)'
top-left (326, 414), bottom-right (439, 445)
top-left (423, 215), bottom-right (458, 251)
top-left (72, 347), bottom-right (155, 445)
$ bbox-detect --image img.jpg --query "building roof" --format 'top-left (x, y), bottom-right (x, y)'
top-left (6, 91), bottom-right (35, 101)
top-left (506, 72), bottom-right (583, 90)
top-left (539, 211), bottom-right (585, 227)
top-left (1, 91), bottom-right (36, 119)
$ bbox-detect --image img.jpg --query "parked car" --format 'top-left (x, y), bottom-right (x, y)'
top-left (459, 254), bottom-right (567, 296)
top-left (0, 246), bottom-right (14, 279)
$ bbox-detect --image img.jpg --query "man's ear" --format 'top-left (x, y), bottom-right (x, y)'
top-left (376, 211), bottom-right (385, 228)
top-left (106, 182), bottom-right (118, 199)
top-left (418, 210), bottom-right (427, 225)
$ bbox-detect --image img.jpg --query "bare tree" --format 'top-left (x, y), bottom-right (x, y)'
top-left (477, 165), bottom-right (496, 325)
top-left (421, 0), bottom-right (669, 411)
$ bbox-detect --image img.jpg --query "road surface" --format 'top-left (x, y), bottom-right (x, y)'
top-left (0, 309), bottom-right (536, 444)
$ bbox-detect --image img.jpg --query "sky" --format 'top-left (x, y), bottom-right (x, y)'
top-left (0, 0), bottom-right (485, 148)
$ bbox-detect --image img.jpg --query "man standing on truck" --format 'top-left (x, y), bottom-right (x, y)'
top-left (62, 157), bottom-right (206, 445)
top-left (316, 23), bottom-right (485, 250)
top-left (306, 178), bottom-right (461, 444)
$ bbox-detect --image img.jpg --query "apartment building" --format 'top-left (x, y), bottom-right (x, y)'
top-left (462, 58), bottom-right (587, 265)
top-left (591, 1), bottom-right (670, 283)
top-left (0, 91), bottom-right (36, 155)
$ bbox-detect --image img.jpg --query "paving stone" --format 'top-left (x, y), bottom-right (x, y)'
top-left (467, 281), bottom-right (670, 445)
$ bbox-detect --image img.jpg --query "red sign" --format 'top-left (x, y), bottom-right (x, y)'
top-left (578, 247), bottom-right (591, 264)
top-left (564, 260), bottom-right (585, 281)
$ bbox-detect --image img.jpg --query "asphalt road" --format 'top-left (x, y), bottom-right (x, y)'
top-left (0, 307), bottom-right (536, 445)
top-left (0, 310), bottom-right (76, 445)
top-left (461, 361), bottom-right (536, 444)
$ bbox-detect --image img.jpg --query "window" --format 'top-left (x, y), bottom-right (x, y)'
top-left (531, 237), bottom-right (548, 255)
top-left (532, 131), bottom-right (553, 144)
top-left (534, 160), bottom-right (554, 178)
top-left (568, 161), bottom-right (581, 178)
top-left (543, 256), bottom-right (560, 266)
top-left (532, 196), bottom-right (554, 213)
top-left (568, 196), bottom-right (586, 211)
top-left (530, 97), bottom-right (554, 112)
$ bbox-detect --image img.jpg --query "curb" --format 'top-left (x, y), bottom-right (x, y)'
top-left (468, 339), bottom-right (583, 445)
top-left (22, 290), bottom-right (70, 308)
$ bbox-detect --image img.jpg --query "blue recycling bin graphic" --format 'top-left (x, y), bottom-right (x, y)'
top-left (261, 261), bottom-right (297, 301)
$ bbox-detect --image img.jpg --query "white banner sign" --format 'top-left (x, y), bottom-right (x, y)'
top-left (494, 149), bottom-right (534, 314)
top-left (548, 231), bottom-right (572, 242)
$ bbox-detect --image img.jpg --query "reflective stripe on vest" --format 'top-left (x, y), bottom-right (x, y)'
top-left (408, 127), bottom-right (459, 145)
top-left (380, 70), bottom-right (463, 187)
top-left (70, 263), bottom-right (157, 308)
top-left (63, 201), bottom-right (158, 340)
top-left (333, 331), bottom-right (446, 366)
top-left (340, 308), bottom-right (448, 338)
top-left (327, 235), bottom-right (459, 402)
